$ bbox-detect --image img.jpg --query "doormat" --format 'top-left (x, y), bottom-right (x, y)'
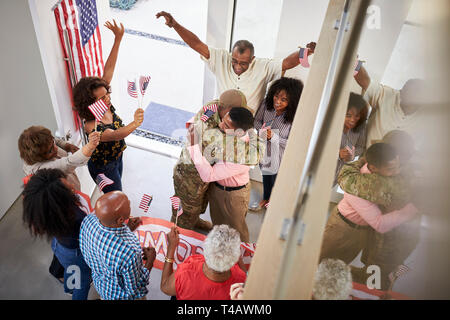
top-left (134, 102), bottom-right (195, 146)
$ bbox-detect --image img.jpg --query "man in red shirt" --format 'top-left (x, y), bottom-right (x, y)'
top-left (160, 225), bottom-right (247, 300)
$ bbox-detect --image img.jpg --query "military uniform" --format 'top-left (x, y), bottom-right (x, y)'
top-left (171, 101), bottom-right (265, 230)
top-left (337, 158), bottom-right (420, 290)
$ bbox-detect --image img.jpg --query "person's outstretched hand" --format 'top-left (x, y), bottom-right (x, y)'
top-left (105, 19), bottom-right (124, 41)
top-left (156, 11), bottom-right (177, 28)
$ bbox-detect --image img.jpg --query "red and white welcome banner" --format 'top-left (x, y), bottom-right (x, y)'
top-left (134, 217), bottom-right (256, 271)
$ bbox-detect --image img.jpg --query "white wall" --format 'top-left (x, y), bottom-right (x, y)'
top-left (28, 0), bottom-right (78, 143)
top-left (28, 0), bottom-right (115, 143)
top-left (382, 0), bottom-right (425, 89)
top-left (203, 0), bottom-right (234, 104)
top-left (0, 0), bottom-right (115, 218)
top-left (0, 0), bottom-right (57, 218)
top-left (358, 0), bottom-right (412, 85)
top-left (27, 0), bottom-right (115, 199)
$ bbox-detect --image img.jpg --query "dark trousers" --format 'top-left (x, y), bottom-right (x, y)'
top-left (88, 155), bottom-right (123, 193)
top-left (49, 254), bottom-right (65, 280)
top-left (262, 174), bottom-right (277, 200)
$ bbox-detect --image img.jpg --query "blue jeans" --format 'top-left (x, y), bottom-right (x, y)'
top-left (88, 155), bottom-right (123, 193)
top-left (51, 239), bottom-right (92, 300)
top-left (262, 174), bottom-right (277, 201)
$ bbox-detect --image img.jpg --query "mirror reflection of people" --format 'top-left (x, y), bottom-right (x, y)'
top-left (156, 11), bottom-right (315, 113)
top-left (339, 131), bottom-right (421, 290)
top-left (312, 259), bottom-right (353, 300)
top-left (229, 258), bottom-right (353, 300)
top-left (320, 143), bottom-right (418, 267)
top-left (333, 93), bottom-right (368, 186)
top-left (354, 65), bottom-right (426, 149)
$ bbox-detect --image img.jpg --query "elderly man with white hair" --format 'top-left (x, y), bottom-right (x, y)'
top-left (160, 225), bottom-right (247, 300)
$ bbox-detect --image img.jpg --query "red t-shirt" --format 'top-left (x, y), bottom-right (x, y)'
top-left (175, 254), bottom-right (246, 300)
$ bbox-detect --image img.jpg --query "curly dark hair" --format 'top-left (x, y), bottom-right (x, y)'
top-left (229, 107), bottom-right (255, 131)
top-left (72, 76), bottom-right (110, 121)
top-left (264, 77), bottom-right (304, 123)
top-left (347, 92), bottom-right (368, 132)
top-left (22, 168), bottom-right (79, 241)
top-left (18, 126), bottom-right (54, 165)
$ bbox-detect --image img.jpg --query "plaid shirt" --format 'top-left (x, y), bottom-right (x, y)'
top-left (79, 214), bottom-right (149, 300)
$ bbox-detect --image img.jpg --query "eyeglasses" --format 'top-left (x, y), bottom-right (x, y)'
top-left (231, 59), bottom-right (251, 68)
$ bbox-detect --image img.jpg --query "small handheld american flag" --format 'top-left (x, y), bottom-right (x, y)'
top-left (264, 201), bottom-right (270, 209)
top-left (201, 103), bottom-right (218, 122)
top-left (88, 99), bottom-right (109, 122)
top-left (95, 173), bottom-right (114, 191)
top-left (354, 60), bottom-right (364, 76)
top-left (389, 264), bottom-right (410, 283)
top-left (139, 75), bottom-right (151, 96)
top-left (170, 196), bottom-right (184, 226)
top-left (299, 47), bottom-right (310, 68)
top-left (203, 103), bottom-right (218, 113)
top-left (127, 80), bottom-right (138, 98)
top-left (139, 194), bottom-right (153, 213)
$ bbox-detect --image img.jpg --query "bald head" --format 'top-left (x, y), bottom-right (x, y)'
top-left (95, 191), bottom-right (131, 228)
top-left (218, 89), bottom-right (249, 119)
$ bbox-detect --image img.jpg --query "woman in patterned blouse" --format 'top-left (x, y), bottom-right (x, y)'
top-left (73, 20), bottom-right (144, 193)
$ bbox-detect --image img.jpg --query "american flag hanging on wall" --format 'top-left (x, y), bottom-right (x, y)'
top-left (53, 0), bottom-right (105, 131)
top-left (54, 0), bottom-right (104, 80)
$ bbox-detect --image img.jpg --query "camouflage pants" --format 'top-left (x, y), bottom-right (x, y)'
top-left (171, 163), bottom-right (209, 230)
top-left (359, 215), bottom-right (422, 290)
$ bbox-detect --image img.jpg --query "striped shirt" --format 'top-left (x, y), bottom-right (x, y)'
top-left (333, 123), bottom-right (367, 185)
top-left (254, 101), bottom-right (293, 174)
top-left (79, 214), bottom-right (149, 300)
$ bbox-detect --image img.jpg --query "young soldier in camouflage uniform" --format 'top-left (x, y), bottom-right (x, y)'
top-left (337, 130), bottom-right (420, 290)
top-left (171, 89), bottom-right (264, 231)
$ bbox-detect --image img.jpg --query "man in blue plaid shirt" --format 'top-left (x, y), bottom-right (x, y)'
top-left (80, 191), bottom-right (156, 300)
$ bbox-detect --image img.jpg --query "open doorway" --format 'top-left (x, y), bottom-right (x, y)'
top-left (108, 0), bottom-right (208, 150)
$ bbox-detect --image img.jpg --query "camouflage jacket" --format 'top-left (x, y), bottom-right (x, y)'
top-left (180, 100), bottom-right (265, 166)
top-left (337, 158), bottom-right (412, 210)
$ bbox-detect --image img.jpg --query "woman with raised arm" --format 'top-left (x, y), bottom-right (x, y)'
top-left (73, 20), bottom-right (144, 193)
